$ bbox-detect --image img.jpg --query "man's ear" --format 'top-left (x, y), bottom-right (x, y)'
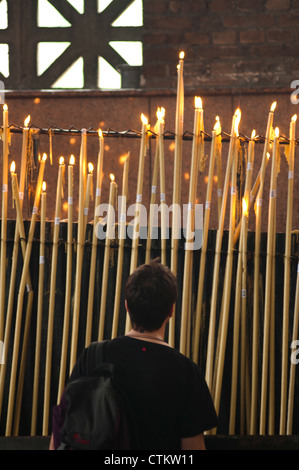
top-left (168, 304), bottom-right (174, 318)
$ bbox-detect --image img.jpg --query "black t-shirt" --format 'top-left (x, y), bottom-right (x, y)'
top-left (67, 336), bottom-right (218, 450)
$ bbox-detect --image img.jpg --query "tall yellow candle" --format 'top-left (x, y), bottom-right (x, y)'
top-left (0, 104), bottom-right (9, 341)
top-left (85, 130), bottom-right (104, 347)
top-left (98, 174), bottom-right (117, 341)
top-left (280, 114), bottom-right (297, 434)
top-left (205, 108), bottom-right (241, 392)
top-left (112, 152), bottom-right (130, 339)
top-left (43, 156), bottom-right (64, 436)
top-left (31, 180), bottom-right (46, 435)
top-left (58, 155), bottom-right (75, 401)
top-left (259, 127), bottom-right (280, 435)
top-left (157, 107), bottom-right (167, 266)
top-left (193, 116), bottom-right (221, 363)
top-left (70, 129), bottom-right (87, 372)
top-left (180, 97), bottom-right (202, 355)
top-left (6, 153), bottom-right (47, 436)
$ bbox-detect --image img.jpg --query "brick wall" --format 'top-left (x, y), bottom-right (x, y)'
top-left (142, 0), bottom-right (299, 91)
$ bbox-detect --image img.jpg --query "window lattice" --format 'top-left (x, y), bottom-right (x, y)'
top-left (0, 0), bottom-right (143, 90)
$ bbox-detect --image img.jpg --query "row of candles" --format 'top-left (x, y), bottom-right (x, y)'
top-left (0, 52), bottom-right (298, 437)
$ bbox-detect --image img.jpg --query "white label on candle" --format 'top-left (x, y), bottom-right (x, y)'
top-left (217, 188), bottom-right (222, 197)
top-left (2, 184), bottom-right (8, 193)
top-left (120, 213), bottom-right (126, 222)
top-left (247, 162), bottom-right (253, 171)
top-left (297, 263), bottom-right (299, 273)
top-left (136, 194), bottom-right (142, 203)
top-left (84, 208), bottom-right (88, 216)
top-left (19, 191), bottom-right (24, 200)
top-left (160, 193), bottom-right (165, 202)
top-left (55, 217), bottom-right (60, 225)
top-left (68, 196), bottom-right (73, 205)
top-left (231, 186), bottom-right (236, 195)
top-left (242, 289), bottom-right (246, 298)
top-left (257, 198), bottom-right (262, 207)
top-left (288, 170), bottom-right (294, 180)
top-left (270, 189), bottom-right (276, 198)
top-left (151, 185), bottom-right (157, 194)
top-left (32, 206), bottom-right (38, 214)
top-left (39, 256), bottom-right (45, 265)
top-left (96, 188), bottom-right (101, 197)
top-left (205, 201), bottom-right (211, 210)
top-left (26, 284), bottom-right (30, 293)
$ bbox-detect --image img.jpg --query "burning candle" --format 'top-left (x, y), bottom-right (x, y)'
top-left (193, 116), bottom-right (221, 363)
top-left (205, 108), bottom-right (241, 392)
top-left (98, 173), bottom-right (117, 341)
top-left (85, 131), bottom-right (104, 347)
top-left (83, 162), bottom-right (93, 229)
top-left (112, 152), bottom-right (130, 339)
top-left (157, 107), bottom-right (167, 266)
top-left (58, 155), bottom-right (75, 401)
top-left (180, 97), bottom-right (203, 355)
top-left (259, 126), bottom-right (280, 435)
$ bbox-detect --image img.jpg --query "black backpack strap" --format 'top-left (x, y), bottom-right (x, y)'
top-left (86, 341), bottom-right (107, 375)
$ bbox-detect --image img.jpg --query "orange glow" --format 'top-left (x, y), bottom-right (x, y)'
top-left (213, 116), bottom-right (221, 134)
top-left (98, 129), bottom-right (103, 138)
top-left (141, 113), bottom-right (148, 125)
top-left (271, 101), bottom-right (277, 112)
top-left (195, 96), bottom-right (202, 109)
top-left (42, 153), bottom-right (47, 162)
top-left (59, 156), bottom-right (64, 165)
top-left (275, 127), bottom-right (279, 138)
top-left (42, 181), bottom-right (46, 192)
top-left (242, 197), bottom-right (248, 216)
top-left (69, 154), bottom-right (75, 165)
top-left (24, 115), bottom-right (30, 127)
top-left (110, 173), bottom-right (115, 182)
top-left (251, 129), bottom-right (256, 140)
top-left (234, 108), bottom-right (241, 135)
top-left (292, 114), bottom-right (297, 122)
top-left (3, 104), bottom-right (8, 111)
top-left (10, 161), bottom-right (16, 173)
top-left (156, 107), bottom-right (165, 122)
top-left (88, 163), bottom-right (94, 173)
top-left (179, 51), bottom-right (185, 60)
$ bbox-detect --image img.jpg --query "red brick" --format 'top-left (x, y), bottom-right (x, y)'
top-left (240, 30), bottom-right (265, 44)
top-left (267, 29), bottom-right (293, 42)
top-left (143, 0), bottom-right (168, 14)
top-left (222, 14), bottom-right (275, 28)
top-left (236, 0), bottom-right (264, 11)
top-left (265, 0), bottom-right (290, 10)
top-left (183, 32), bottom-right (210, 45)
top-left (209, 0), bottom-right (235, 11)
top-left (148, 17), bottom-right (193, 30)
top-left (250, 44), bottom-right (284, 57)
top-left (278, 14), bottom-right (299, 27)
top-left (212, 31), bottom-right (237, 45)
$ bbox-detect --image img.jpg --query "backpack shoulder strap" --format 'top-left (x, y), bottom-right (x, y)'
top-left (86, 341), bottom-right (107, 375)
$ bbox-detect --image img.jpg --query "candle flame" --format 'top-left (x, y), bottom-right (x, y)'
top-left (69, 154), bottom-right (75, 165)
top-left (42, 153), bottom-right (47, 162)
top-left (234, 108), bottom-right (241, 135)
top-left (195, 96), bottom-right (202, 109)
top-left (141, 113), bottom-right (148, 125)
top-left (3, 104), bottom-right (8, 111)
top-left (242, 198), bottom-right (248, 216)
top-left (42, 181), bottom-right (46, 192)
top-left (110, 173), bottom-right (115, 182)
top-left (156, 107), bottom-right (165, 121)
top-left (271, 101), bottom-right (277, 112)
top-left (213, 116), bottom-right (221, 133)
top-left (275, 127), bottom-right (279, 138)
top-left (98, 129), bottom-right (103, 138)
top-left (251, 129), bottom-right (256, 140)
top-left (292, 114), bottom-right (297, 122)
top-left (267, 152), bottom-right (271, 160)
top-left (59, 156), bottom-right (64, 165)
top-left (179, 51), bottom-right (185, 60)
top-left (10, 161), bottom-right (16, 173)
top-left (24, 115), bottom-right (30, 127)
top-left (88, 162), bottom-right (94, 173)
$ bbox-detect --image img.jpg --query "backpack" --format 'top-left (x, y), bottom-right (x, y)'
top-left (58, 341), bottom-right (139, 450)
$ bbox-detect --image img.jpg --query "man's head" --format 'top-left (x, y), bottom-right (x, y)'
top-left (125, 258), bottom-right (177, 332)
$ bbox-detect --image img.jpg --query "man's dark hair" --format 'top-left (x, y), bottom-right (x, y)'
top-left (125, 258), bottom-right (177, 332)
